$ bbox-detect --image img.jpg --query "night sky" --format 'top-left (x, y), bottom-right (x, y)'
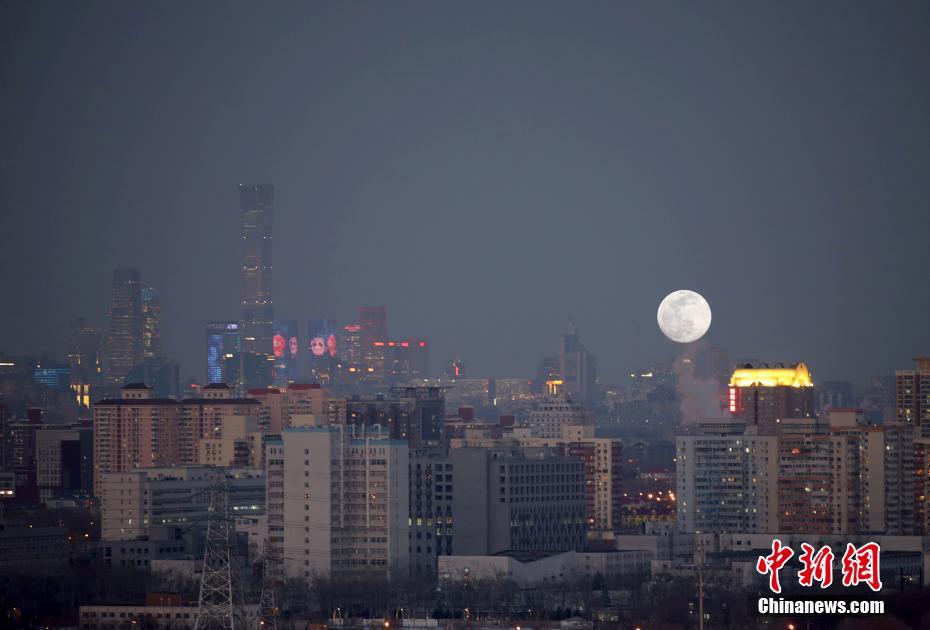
top-left (1, 1), bottom-right (929, 385)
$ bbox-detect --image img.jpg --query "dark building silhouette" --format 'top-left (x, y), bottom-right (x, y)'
top-left (66, 318), bottom-right (104, 385)
top-left (337, 386), bottom-right (446, 449)
top-left (445, 357), bottom-right (465, 380)
top-left (559, 319), bottom-right (597, 402)
top-left (239, 184), bottom-right (275, 358)
top-left (107, 268), bottom-right (143, 384)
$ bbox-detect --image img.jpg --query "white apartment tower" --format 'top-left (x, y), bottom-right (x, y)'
top-left (276, 425), bottom-right (409, 582)
top-left (676, 419), bottom-right (780, 533)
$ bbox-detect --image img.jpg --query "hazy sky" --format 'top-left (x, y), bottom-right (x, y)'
top-left (1, 1), bottom-right (928, 385)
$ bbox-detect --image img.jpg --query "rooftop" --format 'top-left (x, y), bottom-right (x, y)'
top-left (730, 362), bottom-right (813, 388)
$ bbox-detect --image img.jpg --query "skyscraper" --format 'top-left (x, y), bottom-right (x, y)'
top-left (338, 323), bottom-right (363, 379)
top-left (140, 286), bottom-right (161, 358)
top-left (67, 317), bottom-right (104, 384)
top-left (205, 321), bottom-right (241, 385)
top-left (559, 318), bottom-right (597, 402)
top-left (359, 305), bottom-right (387, 340)
top-left (359, 306), bottom-right (388, 381)
top-left (389, 338), bottom-right (430, 381)
top-left (240, 183), bottom-right (274, 357)
top-left (107, 268), bottom-right (143, 384)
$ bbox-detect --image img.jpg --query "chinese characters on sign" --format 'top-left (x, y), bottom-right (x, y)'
top-left (756, 540), bottom-right (882, 593)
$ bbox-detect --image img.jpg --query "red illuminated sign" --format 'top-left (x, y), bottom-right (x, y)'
top-left (728, 386), bottom-right (741, 413)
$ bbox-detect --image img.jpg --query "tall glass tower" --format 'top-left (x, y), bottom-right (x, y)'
top-left (206, 321), bottom-right (242, 385)
top-left (239, 184), bottom-right (275, 357)
top-left (141, 286), bottom-right (162, 358)
top-left (107, 268), bottom-right (143, 383)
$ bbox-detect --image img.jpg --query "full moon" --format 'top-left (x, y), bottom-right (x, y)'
top-left (657, 290), bottom-right (712, 343)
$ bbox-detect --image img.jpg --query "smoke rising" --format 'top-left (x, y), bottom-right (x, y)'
top-left (674, 340), bottom-right (729, 424)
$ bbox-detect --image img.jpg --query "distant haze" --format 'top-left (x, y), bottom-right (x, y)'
top-left (1, 1), bottom-right (929, 384)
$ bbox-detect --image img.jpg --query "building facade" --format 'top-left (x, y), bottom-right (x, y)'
top-left (728, 363), bottom-right (815, 434)
top-left (524, 396), bottom-right (595, 440)
top-left (205, 321), bottom-right (242, 385)
top-left (98, 465), bottom-right (264, 541)
top-left (277, 426), bottom-right (409, 581)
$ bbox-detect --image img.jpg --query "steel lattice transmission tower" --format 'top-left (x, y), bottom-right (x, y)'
top-left (257, 545), bottom-right (282, 629)
top-left (257, 565), bottom-right (278, 629)
top-left (195, 479), bottom-right (236, 630)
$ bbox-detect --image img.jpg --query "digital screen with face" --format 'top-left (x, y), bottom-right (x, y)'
top-left (272, 320), bottom-right (298, 383)
top-left (309, 319), bottom-right (338, 359)
top-left (273, 334), bottom-right (286, 358)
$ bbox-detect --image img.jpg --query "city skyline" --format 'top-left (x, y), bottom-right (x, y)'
top-left (4, 3), bottom-right (930, 628)
top-left (2, 2), bottom-right (929, 385)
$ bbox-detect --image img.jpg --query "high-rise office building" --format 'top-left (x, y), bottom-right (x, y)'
top-left (224, 352), bottom-right (274, 392)
top-left (107, 268), bottom-right (143, 384)
top-left (358, 306), bottom-right (388, 381)
top-left (338, 324), bottom-right (363, 379)
top-left (408, 446), bottom-right (587, 574)
top-left (125, 358), bottom-right (180, 399)
top-left (559, 319), bottom-right (597, 402)
top-left (205, 321), bottom-right (242, 385)
top-left (359, 306), bottom-right (387, 340)
top-left (35, 425), bottom-right (93, 503)
top-left (442, 447), bottom-right (587, 556)
top-left (728, 363), bottom-right (816, 434)
top-left (67, 318), bottom-right (104, 384)
top-left (240, 184), bottom-right (275, 357)
top-left (140, 286), bottom-right (161, 359)
top-left (389, 338), bottom-right (430, 381)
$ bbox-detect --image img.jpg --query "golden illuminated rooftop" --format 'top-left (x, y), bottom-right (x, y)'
top-left (729, 362), bottom-right (813, 388)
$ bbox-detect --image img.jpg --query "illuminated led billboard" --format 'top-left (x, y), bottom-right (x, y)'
top-left (308, 319), bottom-right (338, 384)
top-left (273, 319), bottom-right (298, 384)
top-left (309, 319), bottom-right (339, 359)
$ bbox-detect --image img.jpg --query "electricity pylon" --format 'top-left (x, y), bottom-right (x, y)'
top-left (258, 550), bottom-right (280, 630)
top-left (195, 479), bottom-right (235, 630)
